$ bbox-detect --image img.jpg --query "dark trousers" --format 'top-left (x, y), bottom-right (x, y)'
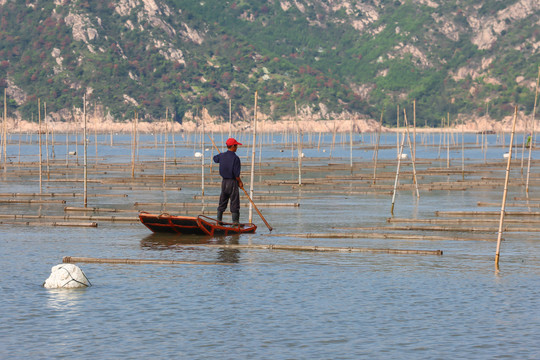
top-left (218, 178), bottom-right (240, 213)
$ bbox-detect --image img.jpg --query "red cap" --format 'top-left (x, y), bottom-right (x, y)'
top-left (226, 138), bottom-right (242, 147)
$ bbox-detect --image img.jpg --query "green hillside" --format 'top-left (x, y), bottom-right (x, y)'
top-left (0, 0), bottom-right (539, 127)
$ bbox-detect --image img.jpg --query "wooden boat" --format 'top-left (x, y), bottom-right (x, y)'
top-left (139, 212), bottom-right (257, 236)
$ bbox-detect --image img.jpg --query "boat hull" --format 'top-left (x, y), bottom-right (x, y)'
top-left (139, 212), bottom-right (257, 236)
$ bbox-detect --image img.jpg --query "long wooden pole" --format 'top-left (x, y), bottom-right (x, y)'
top-left (2, 89), bottom-right (6, 169)
top-left (495, 106), bottom-right (518, 270)
top-left (295, 100), bottom-right (302, 185)
top-left (249, 91), bottom-right (257, 223)
top-left (45, 102), bottom-right (50, 180)
top-left (413, 99), bottom-right (416, 162)
top-left (372, 108), bottom-right (384, 184)
top-left (163, 108), bottom-right (168, 184)
top-left (403, 109), bottom-right (420, 198)
top-left (83, 95), bottom-right (88, 208)
top-left (241, 186), bottom-right (273, 231)
top-left (201, 110), bottom-right (205, 208)
top-left (63, 256), bottom-right (235, 266)
top-left (38, 98), bottom-right (42, 194)
top-left (390, 126), bottom-right (407, 215)
top-left (526, 65), bottom-right (540, 193)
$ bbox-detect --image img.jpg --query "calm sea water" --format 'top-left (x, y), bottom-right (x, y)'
top-left (1, 133), bottom-right (539, 359)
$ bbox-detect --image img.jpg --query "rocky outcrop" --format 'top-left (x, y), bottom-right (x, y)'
top-left (469, 0), bottom-right (540, 50)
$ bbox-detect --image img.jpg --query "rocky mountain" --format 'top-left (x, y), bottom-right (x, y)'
top-left (0, 0), bottom-right (539, 127)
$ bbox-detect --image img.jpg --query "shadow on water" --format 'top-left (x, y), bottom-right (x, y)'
top-left (140, 233), bottom-right (241, 263)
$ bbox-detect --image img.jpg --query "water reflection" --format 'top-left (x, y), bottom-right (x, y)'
top-left (140, 233), bottom-right (241, 263)
top-left (46, 288), bottom-right (87, 311)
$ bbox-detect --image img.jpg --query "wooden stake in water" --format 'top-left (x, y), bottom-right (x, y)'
top-left (396, 104), bottom-right (400, 157)
top-left (461, 115), bottom-right (465, 180)
top-left (228, 98), bottom-right (232, 138)
top-left (83, 95), bottom-right (88, 208)
top-left (403, 109), bottom-right (420, 198)
top-left (446, 113), bottom-right (450, 168)
top-left (171, 110), bottom-right (177, 165)
top-left (2, 89), bottom-right (6, 170)
top-left (495, 106), bottom-right (518, 270)
top-left (163, 108), bottom-right (168, 184)
top-left (248, 92), bottom-right (258, 223)
top-left (349, 119), bottom-right (353, 173)
top-left (413, 99), bottom-right (416, 162)
top-left (372, 108), bottom-right (384, 184)
top-left (390, 126), bottom-right (407, 215)
top-left (201, 112), bottom-right (205, 209)
top-left (295, 101), bottom-right (302, 185)
top-left (45, 102), bottom-right (50, 180)
top-left (38, 98), bottom-right (42, 194)
top-left (526, 66), bottom-right (540, 194)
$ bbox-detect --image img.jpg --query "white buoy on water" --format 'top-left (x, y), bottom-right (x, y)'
top-left (194, 152), bottom-right (203, 158)
top-left (503, 153), bottom-right (510, 159)
top-left (43, 264), bottom-right (91, 289)
top-left (399, 153), bottom-right (408, 160)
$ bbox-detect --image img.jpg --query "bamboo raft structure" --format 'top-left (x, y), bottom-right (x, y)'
top-left (0, 220), bottom-right (98, 227)
top-left (1, 121), bottom-right (540, 267)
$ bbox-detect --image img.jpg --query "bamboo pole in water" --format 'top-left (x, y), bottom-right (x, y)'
top-left (201, 110), bottom-right (205, 209)
top-left (83, 95), bottom-right (88, 208)
top-left (131, 112), bottom-right (136, 178)
top-left (63, 256), bottom-right (235, 266)
top-left (349, 119), bottom-right (353, 173)
top-left (372, 108), bottom-right (384, 184)
top-left (526, 65), bottom-right (540, 194)
top-left (38, 98), bottom-right (42, 194)
top-left (249, 91), bottom-right (258, 223)
top-left (390, 125), bottom-right (407, 215)
top-left (45, 102), bottom-right (50, 180)
top-left (228, 98), bottom-right (232, 138)
top-left (396, 104), bottom-right (400, 157)
top-left (163, 108), bottom-right (168, 184)
top-left (403, 109), bottom-right (420, 198)
top-left (295, 101), bottom-right (302, 185)
top-left (495, 105), bottom-right (518, 270)
top-left (461, 114), bottom-right (465, 180)
top-left (0, 221), bottom-right (98, 228)
top-left (0, 214), bottom-right (138, 222)
top-left (413, 99), bottom-right (416, 163)
top-left (2, 89), bottom-right (6, 170)
top-left (207, 243), bottom-right (442, 256)
top-left (171, 110), bottom-right (176, 165)
top-left (446, 113), bottom-right (450, 168)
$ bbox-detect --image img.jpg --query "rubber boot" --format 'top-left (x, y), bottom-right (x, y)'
top-left (232, 212), bottom-right (240, 225)
top-left (216, 210), bottom-right (224, 224)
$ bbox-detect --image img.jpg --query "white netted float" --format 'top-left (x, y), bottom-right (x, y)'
top-left (43, 264), bottom-right (91, 289)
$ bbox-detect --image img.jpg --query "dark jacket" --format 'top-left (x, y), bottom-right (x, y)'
top-left (213, 150), bottom-right (241, 179)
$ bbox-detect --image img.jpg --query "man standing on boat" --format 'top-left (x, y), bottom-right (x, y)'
top-left (213, 138), bottom-right (243, 225)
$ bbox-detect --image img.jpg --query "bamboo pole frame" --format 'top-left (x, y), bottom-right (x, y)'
top-left (526, 65), bottom-right (540, 193)
top-left (495, 105), bottom-right (518, 270)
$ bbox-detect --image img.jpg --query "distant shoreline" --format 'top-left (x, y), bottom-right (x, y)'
top-left (0, 112), bottom-right (537, 134)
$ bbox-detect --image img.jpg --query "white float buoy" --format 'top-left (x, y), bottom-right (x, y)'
top-left (399, 153), bottom-right (408, 160)
top-left (194, 152), bottom-right (203, 158)
top-left (503, 153), bottom-right (510, 159)
top-left (43, 264), bottom-right (91, 289)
